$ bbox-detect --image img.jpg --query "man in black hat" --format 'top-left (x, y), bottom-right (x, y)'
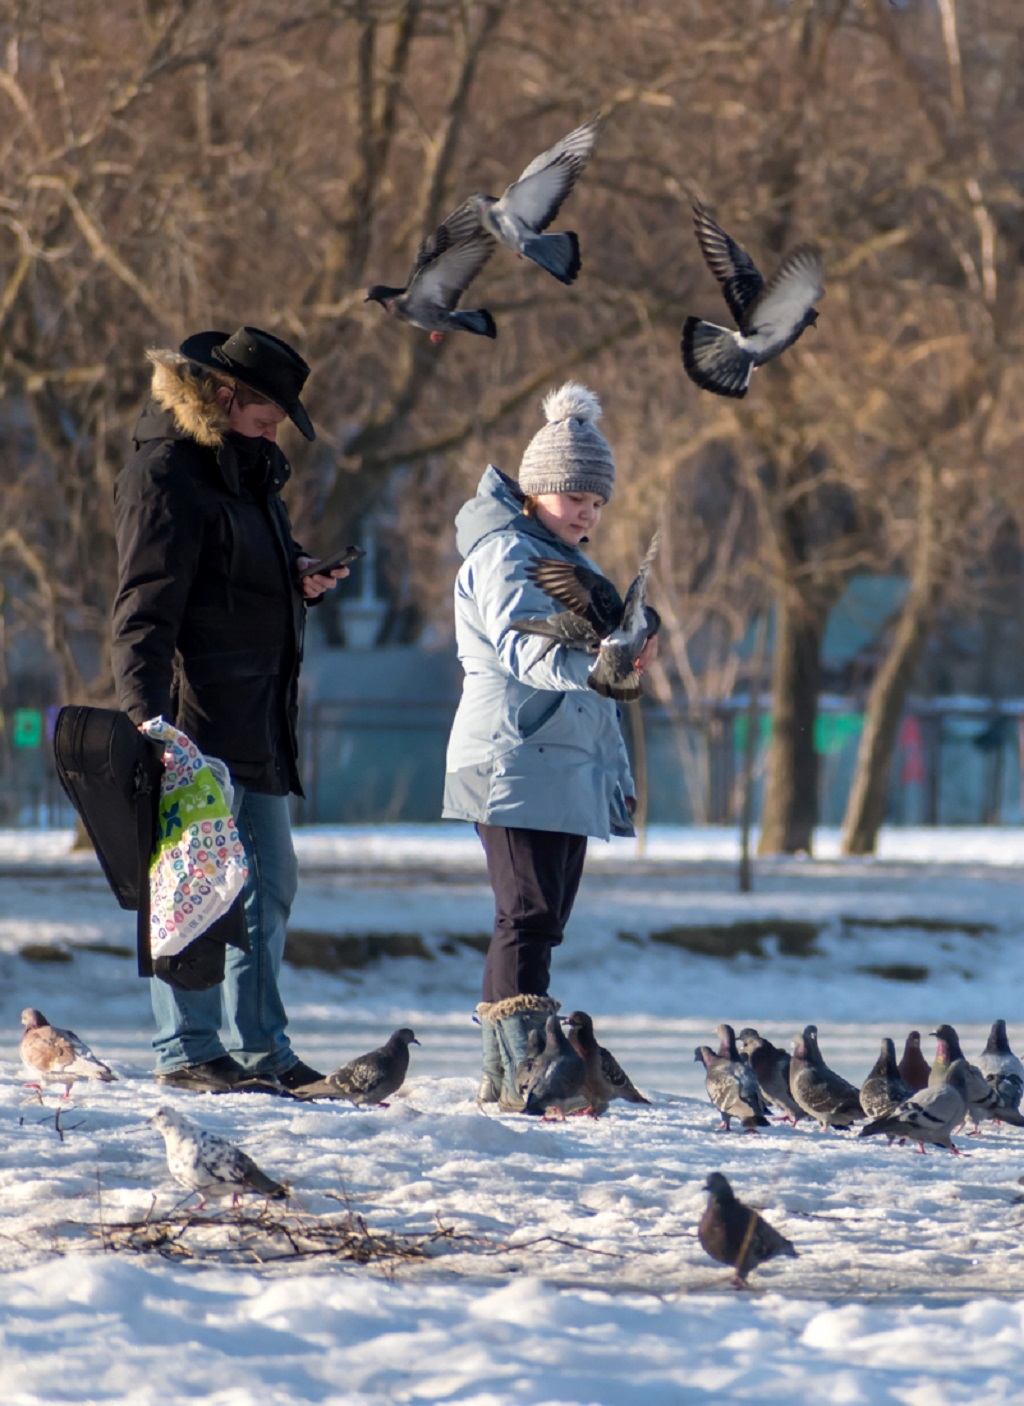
top-left (111, 327), bottom-right (344, 1095)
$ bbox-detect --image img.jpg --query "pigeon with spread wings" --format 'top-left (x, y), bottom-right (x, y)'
top-left (365, 199), bottom-right (496, 342)
top-left (681, 202), bottom-right (824, 398)
top-left (471, 114), bottom-right (599, 285)
top-left (515, 532), bottom-right (660, 701)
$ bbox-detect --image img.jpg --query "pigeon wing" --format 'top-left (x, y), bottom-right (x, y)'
top-left (525, 558), bottom-right (624, 635)
top-left (619, 531), bottom-right (661, 635)
top-left (497, 115), bottom-right (599, 233)
top-left (598, 1044), bottom-right (649, 1103)
top-left (409, 198), bottom-right (488, 279)
top-left (692, 204), bottom-right (765, 324)
top-left (741, 244), bottom-right (824, 347)
top-left (406, 230), bottom-right (496, 314)
top-left (681, 318), bottom-right (753, 398)
top-left (515, 612), bottom-right (602, 650)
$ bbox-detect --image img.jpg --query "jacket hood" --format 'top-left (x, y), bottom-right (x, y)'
top-left (454, 466), bottom-right (569, 560)
top-left (141, 349), bottom-right (230, 449)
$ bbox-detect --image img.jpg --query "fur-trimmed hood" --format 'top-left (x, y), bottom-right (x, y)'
top-left (145, 349), bottom-right (230, 449)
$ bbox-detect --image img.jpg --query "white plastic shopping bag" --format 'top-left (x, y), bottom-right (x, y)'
top-left (140, 718), bottom-right (248, 960)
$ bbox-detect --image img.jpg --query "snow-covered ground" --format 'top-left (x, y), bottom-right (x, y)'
top-left (4, 825), bottom-right (1024, 1405)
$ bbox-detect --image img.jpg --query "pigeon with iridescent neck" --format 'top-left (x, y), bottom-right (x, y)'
top-left (977, 1020), bottom-right (1024, 1111)
top-left (929, 1023), bottom-right (1024, 1129)
top-left (860, 1037), bottom-right (913, 1121)
top-left (789, 1024), bottom-right (863, 1130)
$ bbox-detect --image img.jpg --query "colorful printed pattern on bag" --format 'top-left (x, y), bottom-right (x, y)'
top-left (141, 719), bottom-right (248, 959)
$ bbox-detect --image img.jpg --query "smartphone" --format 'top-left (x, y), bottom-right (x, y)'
top-left (298, 545), bottom-right (365, 578)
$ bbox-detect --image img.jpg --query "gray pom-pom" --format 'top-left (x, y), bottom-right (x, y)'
top-left (541, 382), bottom-right (602, 426)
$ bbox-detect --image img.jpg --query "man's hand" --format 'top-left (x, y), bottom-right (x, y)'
top-left (297, 556), bottom-right (350, 599)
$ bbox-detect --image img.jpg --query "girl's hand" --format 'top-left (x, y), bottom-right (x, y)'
top-left (634, 634), bottom-right (659, 677)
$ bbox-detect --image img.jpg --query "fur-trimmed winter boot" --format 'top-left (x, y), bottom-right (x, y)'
top-left (475, 1002), bottom-right (505, 1104)
top-left (490, 993), bottom-right (561, 1112)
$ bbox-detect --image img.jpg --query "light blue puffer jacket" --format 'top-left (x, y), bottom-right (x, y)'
top-left (442, 467), bottom-right (635, 839)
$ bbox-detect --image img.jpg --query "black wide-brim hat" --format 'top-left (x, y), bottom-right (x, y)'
top-left (179, 326), bottom-right (315, 441)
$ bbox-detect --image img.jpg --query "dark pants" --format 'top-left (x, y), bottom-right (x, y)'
top-left (477, 824), bottom-right (588, 1002)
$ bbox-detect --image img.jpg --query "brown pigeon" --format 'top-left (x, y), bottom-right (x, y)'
top-left (698, 1172), bottom-right (798, 1288)
top-left (19, 1008), bottom-right (116, 1098)
top-left (897, 1031), bottom-right (931, 1093)
top-left (564, 1010), bottom-right (650, 1114)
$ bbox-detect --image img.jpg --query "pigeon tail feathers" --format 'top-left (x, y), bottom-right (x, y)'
top-left (681, 318), bottom-right (753, 398)
top-left (522, 231), bottom-right (581, 285)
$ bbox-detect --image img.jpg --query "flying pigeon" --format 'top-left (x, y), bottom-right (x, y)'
top-left (513, 1024), bottom-right (546, 1101)
top-left (564, 1010), bottom-right (650, 1113)
top-left (898, 1030), bottom-right (931, 1094)
top-left (860, 1037), bottom-right (913, 1121)
top-left (737, 1027), bottom-right (806, 1125)
top-left (695, 1033), bottom-right (770, 1133)
top-left (977, 1020), bottom-right (1024, 1111)
top-left (470, 114), bottom-right (599, 285)
top-left (681, 202), bottom-right (825, 398)
top-left (365, 199), bottom-right (496, 342)
top-left (19, 1008), bottom-right (116, 1098)
top-left (789, 1024), bottom-right (864, 1130)
top-left (516, 527), bottom-right (661, 702)
top-left (150, 1106), bottom-right (287, 1208)
top-left (929, 1023), bottom-right (1024, 1130)
top-left (296, 1028), bottom-right (420, 1106)
top-left (698, 1172), bottom-right (798, 1288)
top-left (858, 1059), bottom-right (971, 1154)
top-left (522, 1014), bottom-right (587, 1118)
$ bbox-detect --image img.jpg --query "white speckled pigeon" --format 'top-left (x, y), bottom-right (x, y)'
top-left (151, 1106), bottom-right (288, 1208)
top-left (20, 1007), bottom-right (116, 1098)
top-left (860, 1037), bottom-right (913, 1121)
top-left (365, 200), bottom-right (496, 342)
top-left (789, 1024), bottom-right (863, 1130)
top-left (698, 1172), bottom-right (798, 1288)
top-left (515, 529), bottom-right (661, 702)
top-left (471, 115), bottom-right (599, 284)
top-left (682, 202), bottom-right (824, 398)
top-left (859, 1058), bottom-right (970, 1154)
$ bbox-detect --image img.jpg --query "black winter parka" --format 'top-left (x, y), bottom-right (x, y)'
top-left (111, 367), bottom-right (308, 795)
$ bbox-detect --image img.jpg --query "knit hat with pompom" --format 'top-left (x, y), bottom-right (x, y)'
top-left (517, 382), bottom-right (615, 502)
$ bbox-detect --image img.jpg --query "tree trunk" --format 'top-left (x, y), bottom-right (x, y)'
top-left (841, 462), bottom-right (939, 855)
top-left (756, 591), bottom-right (824, 855)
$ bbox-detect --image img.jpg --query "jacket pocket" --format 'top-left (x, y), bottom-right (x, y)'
top-left (515, 692), bottom-right (565, 739)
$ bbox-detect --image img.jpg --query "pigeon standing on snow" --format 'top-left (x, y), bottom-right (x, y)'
top-left (698, 1172), bottom-right (798, 1288)
top-left (516, 531), bottom-right (661, 703)
top-left (19, 1008), bottom-right (116, 1098)
top-left (737, 1027), bottom-right (806, 1125)
top-left (858, 1058), bottom-right (971, 1154)
top-left (695, 1031), bottom-right (770, 1132)
top-left (470, 114), bottom-right (600, 285)
top-left (929, 1023), bottom-right (1024, 1129)
top-left (522, 1014), bottom-right (587, 1118)
top-left (564, 1010), bottom-right (650, 1113)
top-left (977, 1020), bottom-right (1024, 1111)
top-left (860, 1037), bottom-right (913, 1121)
top-left (365, 200), bottom-right (496, 342)
top-left (898, 1031), bottom-right (931, 1093)
top-left (150, 1107), bottom-right (287, 1208)
top-left (681, 202), bottom-right (825, 398)
top-left (789, 1024), bottom-right (864, 1130)
top-left (297, 1028), bottom-right (420, 1106)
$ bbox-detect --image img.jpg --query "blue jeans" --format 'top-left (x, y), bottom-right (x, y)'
top-left (150, 787), bottom-right (299, 1075)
